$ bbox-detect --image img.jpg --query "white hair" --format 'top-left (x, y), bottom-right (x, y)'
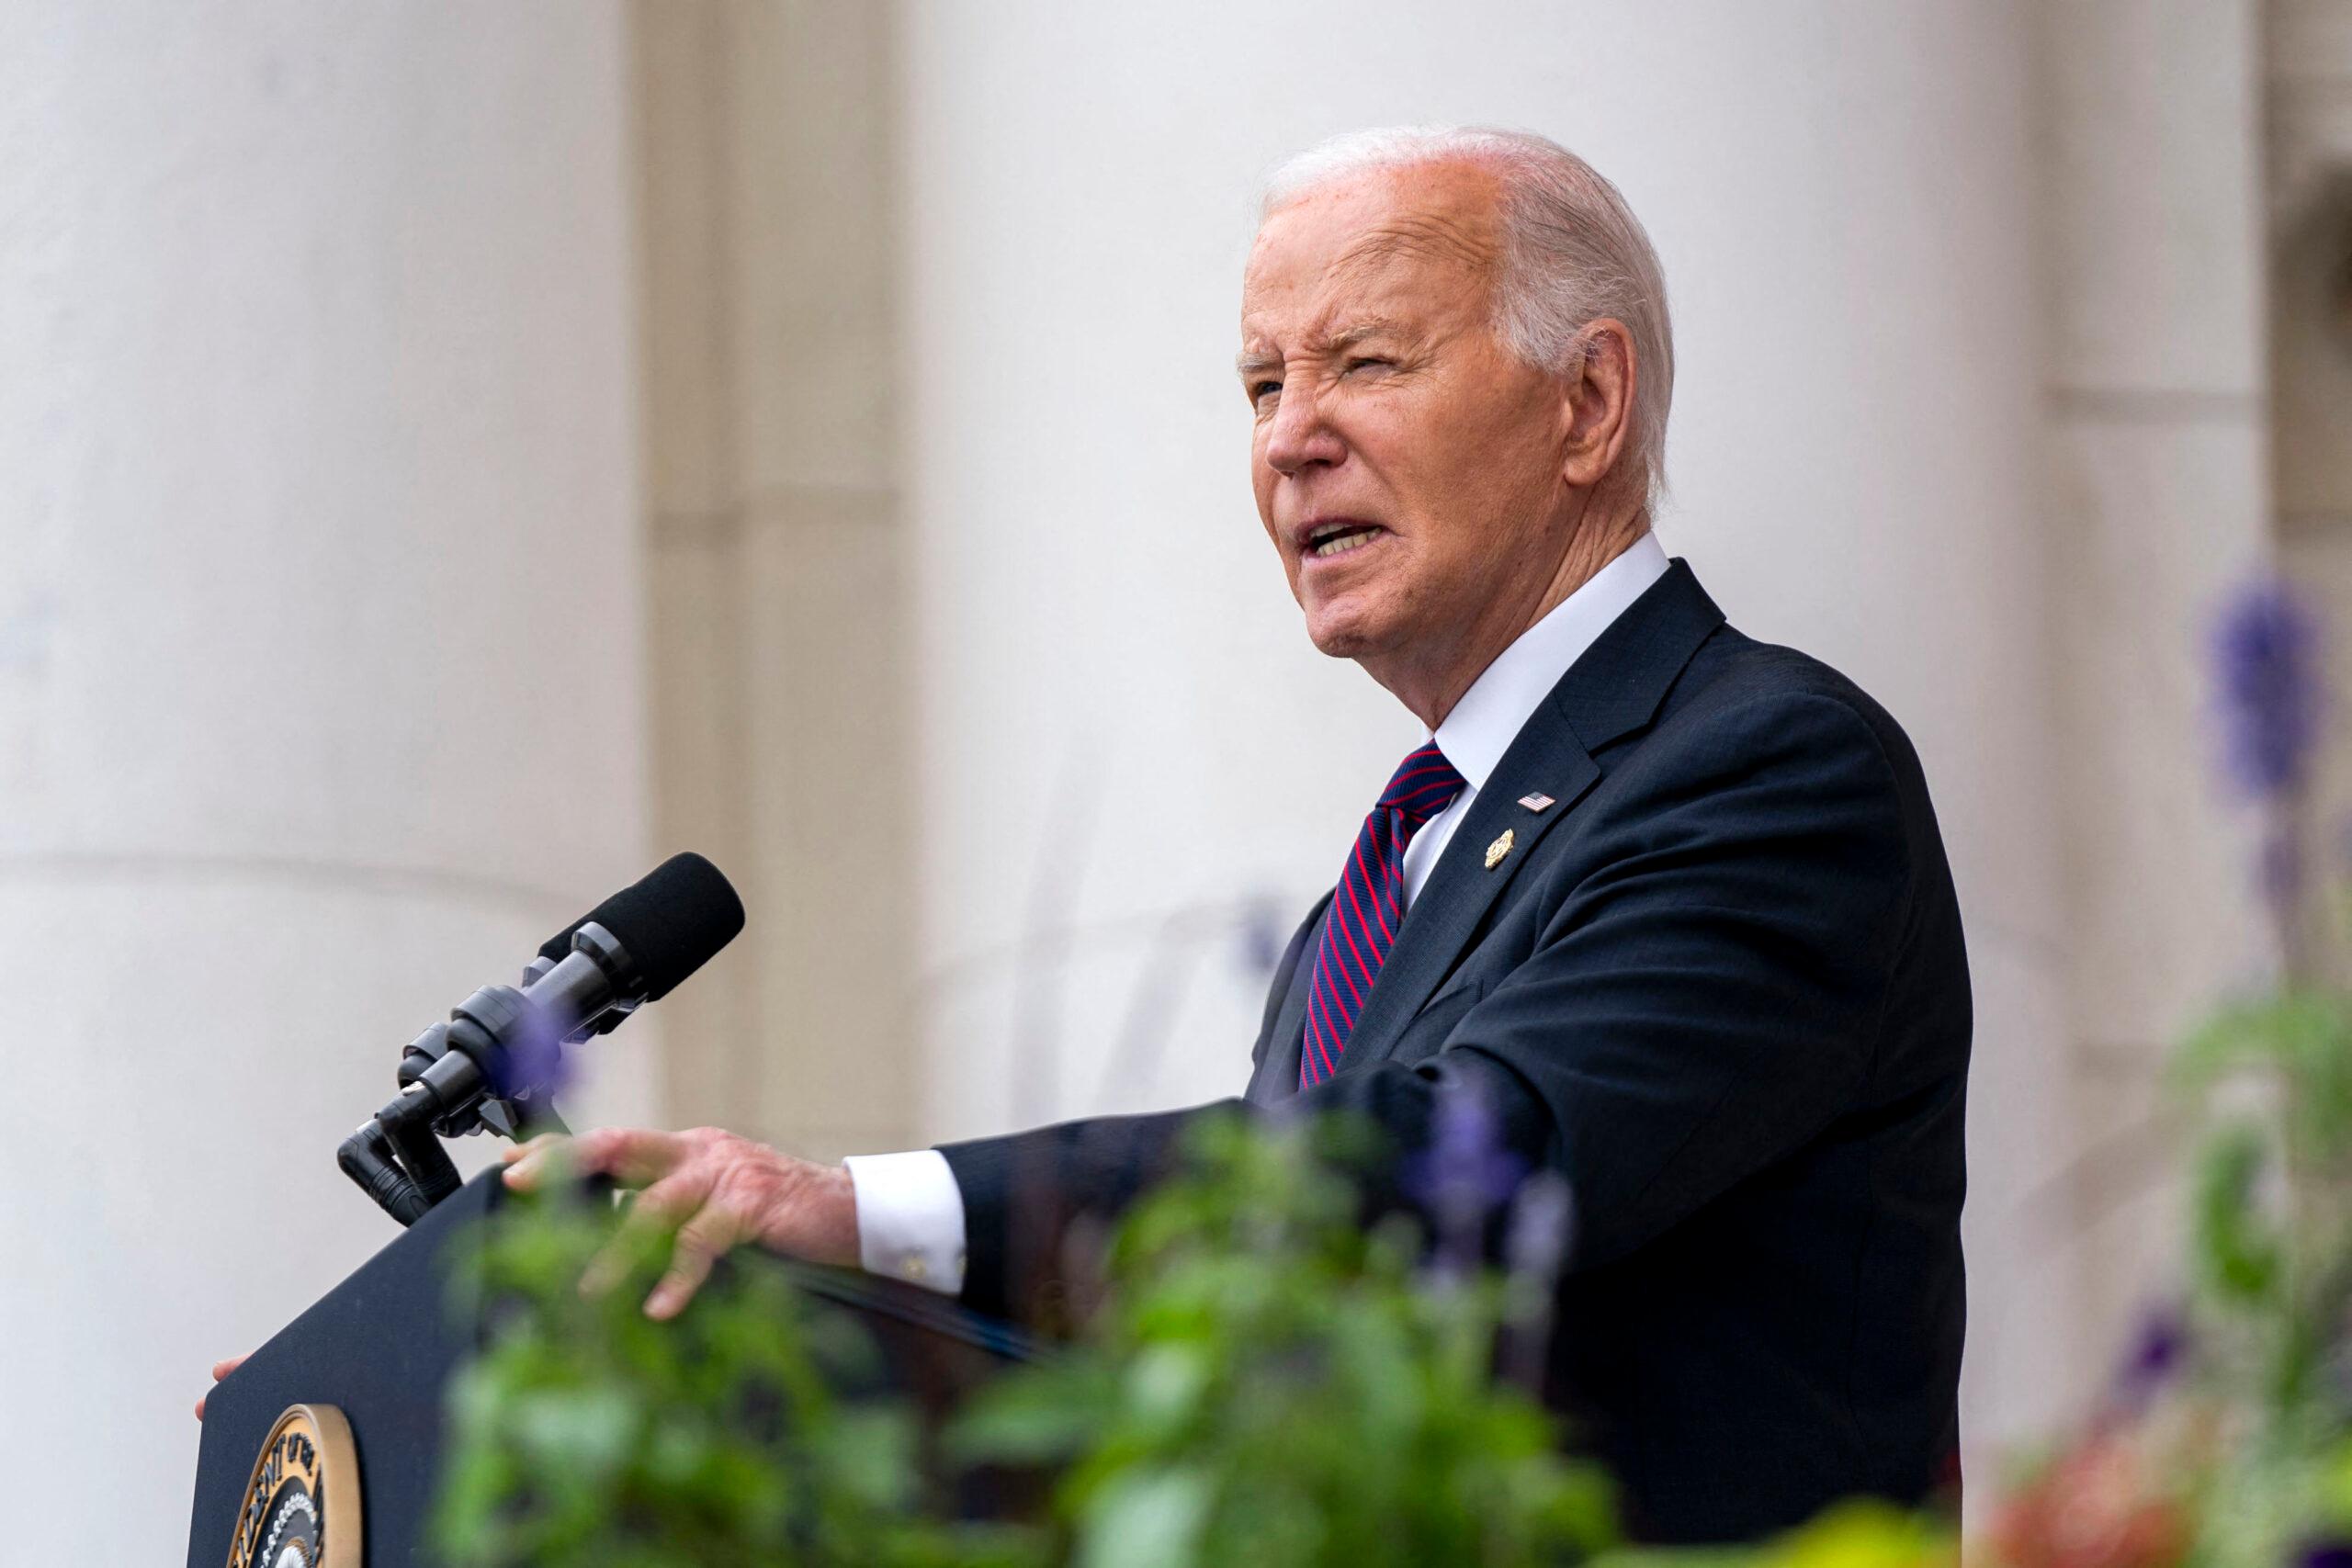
top-left (1262, 125), bottom-right (1674, 508)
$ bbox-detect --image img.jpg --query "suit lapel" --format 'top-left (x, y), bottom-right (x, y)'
top-left (1335, 731), bottom-right (1600, 1068)
top-left (1340, 560), bottom-right (1726, 1071)
top-left (1246, 894), bottom-right (1329, 1104)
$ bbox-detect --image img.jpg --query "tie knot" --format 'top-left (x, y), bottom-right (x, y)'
top-left (1377, 741), bottom-right (1466, 823)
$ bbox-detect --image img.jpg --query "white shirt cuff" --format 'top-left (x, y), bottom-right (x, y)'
top-left (842, 1148), bottom-right (967, 1297)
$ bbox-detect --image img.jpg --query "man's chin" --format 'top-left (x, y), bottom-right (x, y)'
top-left (1300, 603), bottom-right (1400, 661)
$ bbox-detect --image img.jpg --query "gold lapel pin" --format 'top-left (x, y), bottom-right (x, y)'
top-left (1518, 793), bottom-right (1555, 812)
top-left (1484, 829), bottom-right (1515, 870)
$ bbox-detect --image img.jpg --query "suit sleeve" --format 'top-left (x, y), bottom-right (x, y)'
top-left (938, 893), bottom-right (1329, 1324)
top-left (943, 691), bottom-right (1916, 1320)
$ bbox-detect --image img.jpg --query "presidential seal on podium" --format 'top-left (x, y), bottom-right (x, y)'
top-left (225, 1404), bottom-right (362, 1568)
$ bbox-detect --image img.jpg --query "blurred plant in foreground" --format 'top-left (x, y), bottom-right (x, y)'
top-left (2214, 582), bottom-right (2325, 966)
top-left (1968, 580), bottom-right (2352, 1568)
top-left (950, 1110), bottom-right (1617, 1568)
top-left (434, 1110), bottom-right (1620, 1567)
top-left (431, 1164), bottom-right (1001, 1568)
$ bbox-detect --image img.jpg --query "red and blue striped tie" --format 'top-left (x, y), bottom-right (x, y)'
top-left (1300, 741), bottom-right (1467, 1089)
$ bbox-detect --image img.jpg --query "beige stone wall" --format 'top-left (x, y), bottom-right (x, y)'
top-left (2038, 0), bottom-right (2278, 1391)
top-left (0, 4), bottom-right (650, 1557)
top-left (633, 0), bottom-right (918, 1158)
top-left (2273, 6), bottom-right (2352, 999)
top-left (2275, 0), bottom-right (2352, 672)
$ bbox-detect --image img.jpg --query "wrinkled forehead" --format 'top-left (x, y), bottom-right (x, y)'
top-left (1240, 164), bottom-right (1504, 345)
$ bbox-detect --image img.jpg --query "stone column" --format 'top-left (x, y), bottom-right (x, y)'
top-left (2037, 0), bottom-right (2277, 1389)
top-left (2269, 6), bottom-right (2352, 819)
top-left (0, 5), bottom-right (649, 1559)
top-left (633, 0), bottom-right (918, 1160)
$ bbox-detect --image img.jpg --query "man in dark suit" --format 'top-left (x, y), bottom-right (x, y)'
top-left (500, 125), bottom-right (1970, 1543)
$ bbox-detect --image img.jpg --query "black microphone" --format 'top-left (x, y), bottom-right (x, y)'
top-left (340, 853), bottom-right (743, 1223)
top-left (533, 850), bottom-right (744, 1002)
top-left (401, 852), bottom-right (744, 1122)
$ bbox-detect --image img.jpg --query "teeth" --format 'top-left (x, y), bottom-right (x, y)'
top-left (1310, 527), bottom-right (1378, 558)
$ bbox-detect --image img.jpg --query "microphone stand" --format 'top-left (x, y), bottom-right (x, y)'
top-left (337, 953), bottom-right (578, 1226)
top-left (325, 844), bottom-right (740, 1224)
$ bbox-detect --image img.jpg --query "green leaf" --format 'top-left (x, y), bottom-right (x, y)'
top-left (2194, 1122), bottom-right (2283, 1304)
top-left (508, 1386), bottom-right (640, 1478)
top-left (1122, 1345), bottom-right (1210, 1441)
top-left (1075, 1467), bottom-right (1212, 1568)
top-left (950, 1371), bottom-right (1107, 1466)
top-left (2175, 993), bottom-right (2346, 1088)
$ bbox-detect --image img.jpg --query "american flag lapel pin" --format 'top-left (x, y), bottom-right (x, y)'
top-left (1518, 793), bottom-right (1555, 813)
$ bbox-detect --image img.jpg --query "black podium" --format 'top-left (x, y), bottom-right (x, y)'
top-left (187, 1168), bottom-right (1036, 1567)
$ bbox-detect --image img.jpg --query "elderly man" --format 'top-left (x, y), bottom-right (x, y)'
top-left (511, 126), bottom-right (1972, 1540)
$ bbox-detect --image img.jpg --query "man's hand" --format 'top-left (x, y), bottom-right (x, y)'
top-left (500, 1127), bottom-right (859, 1320)
top-left (194, 1355), bottom-right (246, 1420)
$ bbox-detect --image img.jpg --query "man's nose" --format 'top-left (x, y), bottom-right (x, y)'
top-left (1262, 385), bottom-right (1345, 476)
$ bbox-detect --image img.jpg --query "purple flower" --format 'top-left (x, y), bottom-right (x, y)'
top-left (487, 1008), bottom-right (573, 1105)
top-left (1498, 1171), bottom-right (1575, 1388)
top-left (2213, 581), bottom-right (2323, 803)
top-left (1407, 1079), bottom-right (1526, 1278)
top-left (1505, 1170), bottom-right (1575, 1289)
top-left (1232, 892), bottom-right (1288, 978)
top-left (2110, 1302), bottom-right (2188, 1412)
top-left (2296, 1541), bottom-right (2352, 1568)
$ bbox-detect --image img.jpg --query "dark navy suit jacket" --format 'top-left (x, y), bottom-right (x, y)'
top-left (940, 560), bottom-right (1971, 1542)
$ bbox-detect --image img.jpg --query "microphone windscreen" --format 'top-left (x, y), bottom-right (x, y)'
top-left (537, 853), bottom-right (730, 964)
top-left (543, 852), bottom-right (746, 1001)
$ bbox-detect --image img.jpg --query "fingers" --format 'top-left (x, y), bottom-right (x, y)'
top-left (498, 1132), bottom-right (570, 1191)
top-left (502, 1125), bottom-right (688, 1191)
top-left (507, 1128), bottom-right (832, 1321)
top-left (576, 1126), bottom-right (692, 1184)
top-left (194, 1354), bottom-right (248, 1421)
top-left (579, 1166), bottom-right (713, 1298)
top-left (646, 1205), bottom-right (742, 1320)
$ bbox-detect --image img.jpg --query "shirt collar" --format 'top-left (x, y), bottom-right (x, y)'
top-left (1430, 530), bottom-right (1672, 790)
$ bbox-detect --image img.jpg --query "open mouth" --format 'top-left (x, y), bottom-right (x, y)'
top-left (1303, 521), bottom-right (1385, 560)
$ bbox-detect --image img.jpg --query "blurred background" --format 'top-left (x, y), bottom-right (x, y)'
top-left (4, 0), bottom-right (2348, 1557)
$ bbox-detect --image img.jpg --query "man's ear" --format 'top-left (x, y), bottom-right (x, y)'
top-left (1558, 318), bottom-right (1637, 491)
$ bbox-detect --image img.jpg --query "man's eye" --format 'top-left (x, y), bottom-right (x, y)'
top-left (1251, 380), bottom-right (1283, 403)
top-left (1344, 356), bottom-right (1391, 374)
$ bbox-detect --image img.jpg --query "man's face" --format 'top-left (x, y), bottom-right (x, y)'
top-left (1240, 162), bottom-right (1571, 669)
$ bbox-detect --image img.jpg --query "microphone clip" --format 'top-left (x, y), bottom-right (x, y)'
top-left (338, 946), bottom-right (603, 1226)
top-left (331, 852), bottom-right (742, 1226)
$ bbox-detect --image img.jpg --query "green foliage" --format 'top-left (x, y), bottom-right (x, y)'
top-left (1990, 985), bottom-right (2352, 1568)
top-left (2174, 992), bottom-right (2352, 1435)
top-left (1740, 1501), bottom-right (1951, 1568)
top-left (951, 1112), bottom-right (1620, 1568)
top-left (431, 1171), bottom-right (994, 1568)
top-left (426, 984), bottom-right (2352, 1568)
top-left (435, 1119), bottom-right (1616, 1567)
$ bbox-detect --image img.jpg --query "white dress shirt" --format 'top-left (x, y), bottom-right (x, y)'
top-left (845, 531), bottom-right (1674, 1296)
